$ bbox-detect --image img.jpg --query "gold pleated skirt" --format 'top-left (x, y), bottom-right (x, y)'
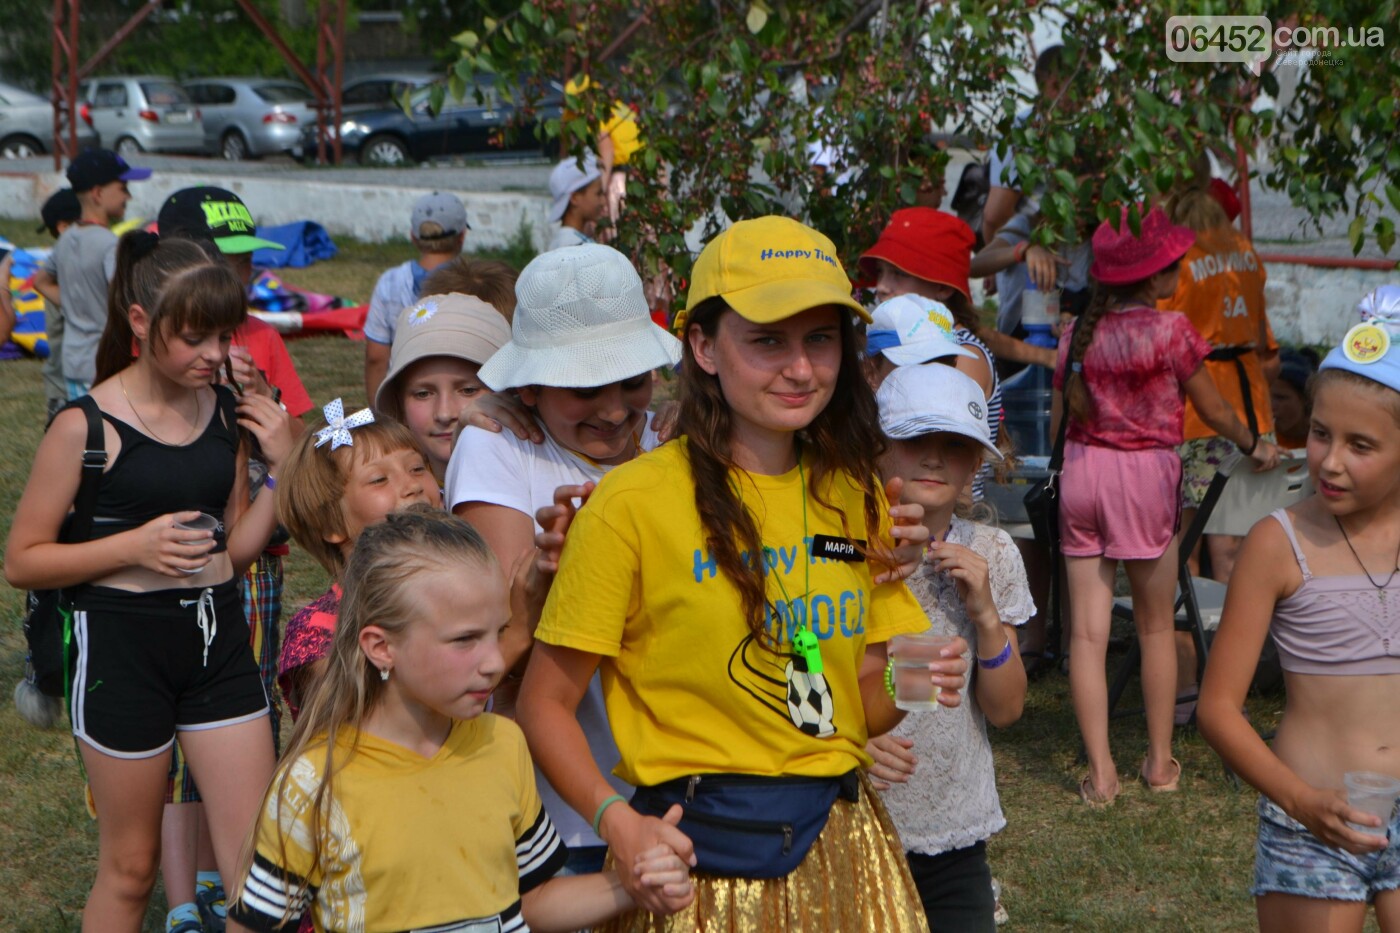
top-left (600, 772), bottom-right (928, 933)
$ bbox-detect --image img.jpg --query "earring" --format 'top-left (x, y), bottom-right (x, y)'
top-left (379, 667), bottom-right (390, 682)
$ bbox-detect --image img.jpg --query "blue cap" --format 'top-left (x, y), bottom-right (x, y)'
top-left (1319, 285), bottom-right (1400, 393)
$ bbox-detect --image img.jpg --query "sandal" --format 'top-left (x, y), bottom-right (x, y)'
top-left (1139, 757), bottom-right (1182, 793)
top-left (1078, 776), bottom-right (1118, 808)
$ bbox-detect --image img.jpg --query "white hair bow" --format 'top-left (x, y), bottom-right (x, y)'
top-left (315, 398), bottom-right (375, 450)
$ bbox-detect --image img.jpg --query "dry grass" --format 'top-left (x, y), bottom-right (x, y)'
top-left (0, 227), bottom-right (1381, 931)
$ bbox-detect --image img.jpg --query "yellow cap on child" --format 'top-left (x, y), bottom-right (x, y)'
top-left (684, 216), bottom-right (869, 324)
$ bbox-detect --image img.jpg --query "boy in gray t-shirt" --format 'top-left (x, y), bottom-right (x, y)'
top-left (31, 149), bottom-right (150, 399)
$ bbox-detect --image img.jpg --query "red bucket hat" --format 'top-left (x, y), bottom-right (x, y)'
top-left (858, 208), bottom-right (975, 301)
top-left (1089, 206), bottom-right (1195, 286)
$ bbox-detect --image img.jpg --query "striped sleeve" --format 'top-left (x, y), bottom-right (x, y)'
top-left (227, 852), bottom-right (315, 931)
top-left (516, 805), bottom-right (567, 892)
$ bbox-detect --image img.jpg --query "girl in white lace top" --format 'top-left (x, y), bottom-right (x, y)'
top-left (868, 363), bottom-right (1034, 933)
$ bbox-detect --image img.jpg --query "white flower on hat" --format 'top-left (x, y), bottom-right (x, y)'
top-left (406, 299), bottom-right (438, 327)
top-left (315, 398), bottom-right (375, 450)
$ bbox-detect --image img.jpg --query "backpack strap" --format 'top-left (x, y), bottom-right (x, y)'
top-left (65, 395), bottom-right (107, 543)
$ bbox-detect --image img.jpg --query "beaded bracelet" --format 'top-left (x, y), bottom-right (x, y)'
top-left (977, 636), bottom-right (1014, 670)
top-left (592, 794), bottom-right (627, 836)
top-left (883, 658), bottom-right (896, 699)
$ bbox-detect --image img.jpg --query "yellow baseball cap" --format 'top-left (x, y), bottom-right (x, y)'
top-left (684, 216), bottom-right (869, 324)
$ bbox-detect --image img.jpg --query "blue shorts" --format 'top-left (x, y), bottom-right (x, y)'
top-left (1253, 796), bottom-right (1400, 902)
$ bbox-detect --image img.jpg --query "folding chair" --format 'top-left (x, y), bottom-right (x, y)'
top-left (1105, 452), bottom-right (1312, 722)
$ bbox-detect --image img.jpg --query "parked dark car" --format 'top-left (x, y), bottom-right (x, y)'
top-left (0, 81), bottom-right (99, 158)
top-left (339, 73), bottom-right (436, 114)
top-left (299, 78), bottom-right (562, 166)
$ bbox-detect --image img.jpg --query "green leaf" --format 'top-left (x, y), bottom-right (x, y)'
top-left (1387, 184), bottom-right (1400, 215)
top-left (1349, 215), bottom-right (1366, 255)
top-left (452, 29), bottom-right (478, 49)
top-left (1377, 218), bottom-right (1396, 256)
top-left (448, 74), bottom-right (466, 104)
top-left (427, 85), bottom-right (446, 117)
top-left (520, 2), bottom-right (541, 26)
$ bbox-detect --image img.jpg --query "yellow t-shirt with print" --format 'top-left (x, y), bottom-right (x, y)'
top-left (536, 439), bottom-right (928, 788)
top-left (231, 715), bottom-right (564, 932)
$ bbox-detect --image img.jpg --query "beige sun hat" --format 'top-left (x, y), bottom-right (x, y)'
top-left (374, 293), bottom-right (512, 416)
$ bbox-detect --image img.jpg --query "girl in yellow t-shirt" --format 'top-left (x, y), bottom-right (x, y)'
top-left (229, 509), bottom-right (693, 933)
top-left (518, 216), bottom-right (969, 932)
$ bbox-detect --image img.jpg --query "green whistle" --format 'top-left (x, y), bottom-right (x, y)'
top-left (793, 627), bottom-right (823, 675)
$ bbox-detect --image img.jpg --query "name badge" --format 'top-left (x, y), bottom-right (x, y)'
top-left (811, 534), bottom-right (866, 562)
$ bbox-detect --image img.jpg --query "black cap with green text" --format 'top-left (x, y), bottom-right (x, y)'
top-left (156, 186), bottom-right (284, 255)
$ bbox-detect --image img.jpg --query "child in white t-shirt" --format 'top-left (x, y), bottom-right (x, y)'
top-left (445, 243), bottom-right (681, 872)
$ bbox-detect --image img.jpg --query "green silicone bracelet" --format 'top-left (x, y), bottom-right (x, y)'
top-left (592, 793), bottom-right (627, 836)
top-left (884, 658), bottom-right (896, 699)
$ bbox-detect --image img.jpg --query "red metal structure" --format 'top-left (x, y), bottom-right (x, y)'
top-left (49, 0), bottom-right (346, 170)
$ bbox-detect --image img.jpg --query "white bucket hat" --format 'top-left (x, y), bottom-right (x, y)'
top-left (480, 243), bottom-right (682, 390)
top-left (877, 362), bottom-right (1003, 460)
top-left (865, 294), bottom-right (974, 365)
top-left (548, 153), bottom-right (603, 223)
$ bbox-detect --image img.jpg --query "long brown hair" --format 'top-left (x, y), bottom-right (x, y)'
top-left (237, 507), bottom-right (497, 922)
top-left (95, 232), bottom-right (245, 383)
top-left (678, 297), bottom-right (889, 649)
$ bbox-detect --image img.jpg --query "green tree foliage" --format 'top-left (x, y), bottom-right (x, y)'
top-left (446, 0), bottom-right (1398, 306)
top-left (4, 0), bottom-right (323, 90)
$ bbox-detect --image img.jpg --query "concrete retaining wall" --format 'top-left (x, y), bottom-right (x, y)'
top-left (2, 169), bottom-right (1393, 346)
top-left (0, 170), bottom-right (554, 254)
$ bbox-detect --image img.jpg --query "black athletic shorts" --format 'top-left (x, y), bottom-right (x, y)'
top-left (69, 578), bottom-right (269, 758)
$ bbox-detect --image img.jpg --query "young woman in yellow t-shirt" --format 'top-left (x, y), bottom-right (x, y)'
top-left (518, 216), bottom-right (969, 932)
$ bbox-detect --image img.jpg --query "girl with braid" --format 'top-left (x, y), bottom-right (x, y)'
top-left (1054, 207), bottom-right (1278, 806)
top-left (517, 217), bottom-right (967, 931)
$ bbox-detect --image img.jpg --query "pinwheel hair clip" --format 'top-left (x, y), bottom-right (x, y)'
top-left (314, 398), bottom-right (376, 450)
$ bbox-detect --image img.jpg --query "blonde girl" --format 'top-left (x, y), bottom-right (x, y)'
top-left (276, 408), bottom-right (441, 717)
top-left (229, 508), bottom-right (693, 932)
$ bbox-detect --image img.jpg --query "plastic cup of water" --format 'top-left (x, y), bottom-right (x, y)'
top-left (889, 632), bottom-right (956, 712)
top-left (1343, 770), bottom-right (1400, 836)
top-left (174, 512), bottom-right (219, 574)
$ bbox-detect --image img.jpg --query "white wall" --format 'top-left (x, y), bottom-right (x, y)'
top-left (0, 170), bottom-right (553, 253)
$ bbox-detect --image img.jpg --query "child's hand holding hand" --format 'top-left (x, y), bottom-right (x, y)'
top-left (1291, 785), bottom-right (1391, 855)
top-left (875, 477), bottom-right (930, 585)
top-left (865, 734), bottom-right (918, 790)
top-left (632, 827), bottom-right (695, 913)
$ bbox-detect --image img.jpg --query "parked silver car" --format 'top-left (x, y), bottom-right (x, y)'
top-left (184, 77), bottom-right (317, 160)
top-left (78, 76), bottom-right (204, 156)
top-left (0, 81), bottom-right (98, 158)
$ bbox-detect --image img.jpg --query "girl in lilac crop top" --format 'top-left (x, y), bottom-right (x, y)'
top-left (1198, 303), bottom-right (1400, 926)
top-left (1268, 508), bottom-right (1400, 676)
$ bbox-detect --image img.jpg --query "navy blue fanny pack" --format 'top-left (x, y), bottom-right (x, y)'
top-left (629, 770), bottom-right (860, 878)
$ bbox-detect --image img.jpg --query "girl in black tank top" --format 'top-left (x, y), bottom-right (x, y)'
top-left (4, 234), bottom-right (295, 927)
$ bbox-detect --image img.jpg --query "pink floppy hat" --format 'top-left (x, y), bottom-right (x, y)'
top-left (1089, 206), bottom-right (1195, 286)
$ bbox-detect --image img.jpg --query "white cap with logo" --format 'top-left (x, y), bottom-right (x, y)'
top-left (877, 362), bottom-right (1002, 460)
